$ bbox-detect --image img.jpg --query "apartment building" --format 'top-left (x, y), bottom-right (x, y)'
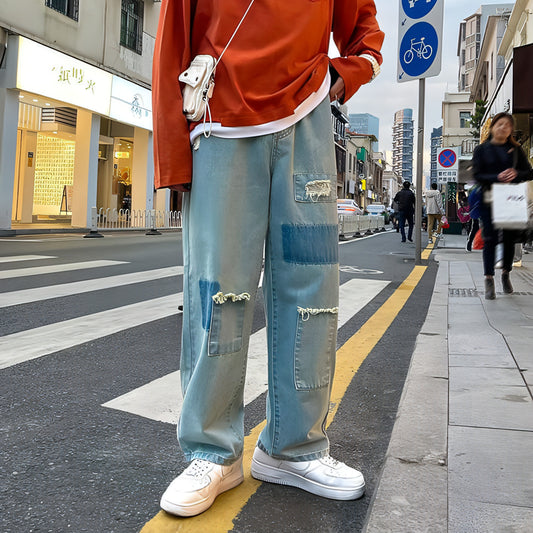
top-left (457, 3), bottom-right (514, 93)
top-left (392, 108), bottom-right (414, 182)
top-left (0, 1), bottom-right (164, 232)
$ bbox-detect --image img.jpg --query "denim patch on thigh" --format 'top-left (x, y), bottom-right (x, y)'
top-left (208, 298), bottom-right (246, 356)
top-left (293, 174), bottom-right (336, 203)
top-left (282, 225), bottom-right (338, 264)
top-left (294, 310), bottom-right (337, 390)
top-left (199, 280), bottom-right (221, 330)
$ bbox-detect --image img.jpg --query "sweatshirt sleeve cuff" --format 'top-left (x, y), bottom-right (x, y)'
top-left (330, 56), bottom-right (374, 103)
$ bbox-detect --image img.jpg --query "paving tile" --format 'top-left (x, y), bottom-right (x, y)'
top-left (449, 353), bottom-right (516, 368)
top-left (448, 426), bottom-right (533, 510)
top-left (449, 499), bottom-right (533, 533)
top-left (449, 367), bottom-right (533, 430)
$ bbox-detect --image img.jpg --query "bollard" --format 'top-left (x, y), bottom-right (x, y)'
top-left (84, 207), bottom-right (104, 238)
top-left (146, 209), bottom-right (162, 236)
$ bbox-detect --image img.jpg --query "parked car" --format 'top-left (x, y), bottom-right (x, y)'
top-left (337, 199), bottom-right (363, 216)
top-left (365, 203), bottom-right (389, 223)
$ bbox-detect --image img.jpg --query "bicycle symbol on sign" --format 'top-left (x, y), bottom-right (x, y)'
top-left (408, 0), bottom-right (433, 7)
top-left (403, 37), bottom-right (433, 64)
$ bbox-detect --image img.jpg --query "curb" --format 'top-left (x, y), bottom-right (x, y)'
top-left (363, 258), bottom-right (449, 533)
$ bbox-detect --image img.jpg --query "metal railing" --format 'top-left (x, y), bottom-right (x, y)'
top-left (87, 207), bottom-right (384, 239)
top-left (91, 207), bottom-right (182, 231)
top-left (338, 214), bottom-right (386, 239)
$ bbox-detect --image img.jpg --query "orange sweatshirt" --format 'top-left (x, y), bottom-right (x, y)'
top-left (152, 0), bottom-right (384, 190)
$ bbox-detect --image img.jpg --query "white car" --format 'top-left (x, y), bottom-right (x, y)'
top-left (337, 199), bottom-right (363, 216)
top-left (365, 204), bottom-right (386, 215)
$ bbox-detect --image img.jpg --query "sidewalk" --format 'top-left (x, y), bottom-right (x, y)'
top-left (364, 233), bottom-right (533, 533)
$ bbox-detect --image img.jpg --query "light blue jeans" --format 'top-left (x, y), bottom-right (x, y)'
top-left (179, 98), bottom-right (339, 465)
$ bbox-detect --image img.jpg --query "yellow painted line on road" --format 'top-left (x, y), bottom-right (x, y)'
top-left (141, 265), bottom-right (428, 533)
top-left (422, 241), bottom-right (434, 261)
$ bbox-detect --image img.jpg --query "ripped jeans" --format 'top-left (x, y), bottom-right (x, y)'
top-left (179, 97), bottom-right (339, 465)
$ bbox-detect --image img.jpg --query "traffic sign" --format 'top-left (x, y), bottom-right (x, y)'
top-left (398, 0), bottom-right (443, 83)
top-left (438, 149), bottom-right (457, 168)
top-left (436, 146), bottom-right (460, 183)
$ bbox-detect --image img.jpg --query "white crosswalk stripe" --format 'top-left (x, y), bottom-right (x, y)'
top-left (0, 266), bottom-right (183, 308)
top-left (0, 294), bottom-right (182, 370)
top-left (0, 260), bottom-right (128, 279)
top-left (102, 278), bottom-right (390, 424)
top-left (0, 255), bottom-right (56, 264)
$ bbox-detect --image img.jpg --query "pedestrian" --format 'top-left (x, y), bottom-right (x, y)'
top-left (472, 112), bottom-right (533, 299)
top-left (393, 181), bottom-right (416, 243)
top-left (457, 201), bottom-right (471, 235)
top-left (152, 0), bottom-right (384, 518)
top-left (424, 182), bottom-right (444, 243)
top-left (390, 199), bottom-right (399, 231)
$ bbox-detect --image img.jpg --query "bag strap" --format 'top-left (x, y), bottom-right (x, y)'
top-left (215, 0), bottom-right (256, 69)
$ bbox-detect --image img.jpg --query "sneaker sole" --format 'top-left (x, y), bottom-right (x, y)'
top-left (160, 472), bottom-right (244, 517)
top-left (251, 459), bottom-right (365, 501)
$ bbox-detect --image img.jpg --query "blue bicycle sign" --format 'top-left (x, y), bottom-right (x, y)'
top-left (399, 22), bottom-right (438, 77)
top-left (403, 36), bottom-right (433, 63)
top-left (402, 0), bottom-right (438, 19)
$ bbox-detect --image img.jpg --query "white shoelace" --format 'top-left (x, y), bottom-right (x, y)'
top-left (186, 459), bottom-right (212, 478)
top-left (321, 455), bottom-right (341, 468)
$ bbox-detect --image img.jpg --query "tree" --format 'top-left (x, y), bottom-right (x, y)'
top-left (469, 100), bottom-right (487, 139)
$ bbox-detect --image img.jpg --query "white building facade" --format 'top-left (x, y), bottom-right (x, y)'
top-left (0, 1), bottom-right (167, 233)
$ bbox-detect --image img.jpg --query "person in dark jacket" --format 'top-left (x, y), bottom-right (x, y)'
top-left (393, 181), bottom-right (416, 243)
top-left (472, 112), bottom-right (533, 299)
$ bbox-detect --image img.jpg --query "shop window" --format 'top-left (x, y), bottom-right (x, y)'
top-left (45, 0), bottom-right (79, 21)
top-left (120, 0), bottom-right (144, 55)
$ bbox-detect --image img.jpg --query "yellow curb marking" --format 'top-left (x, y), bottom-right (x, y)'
top-left (422, 241), bottom-right (434, 261)
top-left (141, 265), bottom-right (428, 533)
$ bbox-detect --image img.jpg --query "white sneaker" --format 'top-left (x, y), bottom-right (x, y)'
top-left (251, 447), bottom-right (365, 500)
top-left (160, 457), bottom-right (244, 517)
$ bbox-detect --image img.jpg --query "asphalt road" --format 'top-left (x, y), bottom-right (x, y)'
top-left (0, 228), bottom-right (437, 533)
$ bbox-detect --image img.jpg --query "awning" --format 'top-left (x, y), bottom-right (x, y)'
top-left (513, 43), bottom-right (533, 113)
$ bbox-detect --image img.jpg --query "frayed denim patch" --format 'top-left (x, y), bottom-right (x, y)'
top-left (282, 224), bottom-right (338, 264)
top-left (294, 308), bottom-right (337, 390)
top-left (199, 280), bottom-right (220, 330)
top-left (294, 174), bottom-right (335, 203)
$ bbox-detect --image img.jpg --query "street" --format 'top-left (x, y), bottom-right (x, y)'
top-left (0, 229), bottom-right (437, 533)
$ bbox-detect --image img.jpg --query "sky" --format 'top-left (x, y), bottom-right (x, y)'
top-left (341, 0), bottom-right (515, 175)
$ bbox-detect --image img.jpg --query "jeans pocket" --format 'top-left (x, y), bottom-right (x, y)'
top-left (294, 309), bottom-right (337, 390)
top-left (294, 173), bottom-right (336, 203)
top-left (208, 298), bottom-right (246, 356)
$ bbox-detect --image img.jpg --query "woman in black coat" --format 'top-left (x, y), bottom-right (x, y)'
top-left (472, 112), bottom-right (532, 299)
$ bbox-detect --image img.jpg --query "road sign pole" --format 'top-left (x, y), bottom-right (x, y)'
top-left (415, 77), bottom-right (425, 266)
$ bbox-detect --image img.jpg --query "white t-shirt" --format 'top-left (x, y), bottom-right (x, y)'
top-left (190, 72), bottom-right (331, 143)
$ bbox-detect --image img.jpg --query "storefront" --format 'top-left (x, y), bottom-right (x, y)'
top-left (483, 43), bottom-right (533, 160)
top-left (0, 35), bottom-right (162, 231)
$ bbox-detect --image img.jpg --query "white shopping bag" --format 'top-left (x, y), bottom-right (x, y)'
top-left (492, 182), bottom-right (532, 229)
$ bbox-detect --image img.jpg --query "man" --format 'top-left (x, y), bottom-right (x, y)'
top-left (393, 181), bottom-right (416, 243)
top-left (424, 182), bottom-right (444, 243)
top-left (152, 0), bottom-right (384, 517)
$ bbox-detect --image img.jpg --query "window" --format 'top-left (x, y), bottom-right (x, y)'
top-left (45, 0), bottom-right (79, 21)
top-left (120, 0), bottom-right (144, 54)
top-left (460, 112), bottom-right (471, 129)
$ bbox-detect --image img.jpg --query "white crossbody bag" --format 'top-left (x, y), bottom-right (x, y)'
top-left (178, 0), bottom-right (256, 135)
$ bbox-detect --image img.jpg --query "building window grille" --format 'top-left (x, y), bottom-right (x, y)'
top-left (120, 0), bottom-right (144, 55)
top-left (45, 0), bottom-right (79, 21)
